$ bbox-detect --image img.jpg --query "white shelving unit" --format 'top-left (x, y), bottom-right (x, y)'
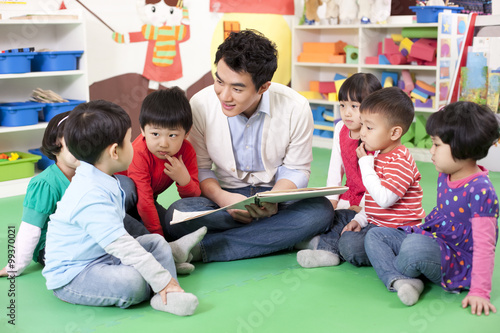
top-left (0, 11), bottom-right (89, 198)
top-left (292, 16), bottom-right (443, 114)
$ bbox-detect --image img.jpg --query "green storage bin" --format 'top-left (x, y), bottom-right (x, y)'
top-left (0, 151), bottom-right (41, 182)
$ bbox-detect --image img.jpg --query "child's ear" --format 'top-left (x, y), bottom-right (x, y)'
top-left (184, 130), bottom-right (190, 139)
top-left (390, 126), bottom-right (403, 141)
top-left (109, 143), bottom-right (119, 160)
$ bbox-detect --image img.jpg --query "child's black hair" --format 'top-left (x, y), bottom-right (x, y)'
top-left (338, 73), bottom-right (382, 103)
top-left (360, 87), bottom-right (414, 134)
top-left (215, 29), bottom-right (278, 91)
top-left (426, 101), bottom-right (500, 161)
top-left (139, 87), bottom-right (192, 134)
top-left (64, 100), bottom-right (131, 165)
top-left (41, 111), bottom-right (72, 161)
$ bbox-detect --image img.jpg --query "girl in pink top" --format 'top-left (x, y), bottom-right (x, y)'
top-left (365, 101), bottom-right (499, 315)
top-left (297, 73), bottom-right (381, 268)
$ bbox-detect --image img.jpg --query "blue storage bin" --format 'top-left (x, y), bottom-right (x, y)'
top-left (31, 50), bottom-right (83, 71)
top-left (409, 6), bottom-right (463, 23)
top-left (41, 99), bottom-right (86, 122)
top-left (0, 52), bottom-right (36, 74)
top-left (28, 148), bottom-right (55, 170)
top-left (0, 102), bottom-right (44, 127)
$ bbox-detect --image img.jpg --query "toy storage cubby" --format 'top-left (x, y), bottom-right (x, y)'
top-left (0, 12), bottom-right (89, 198)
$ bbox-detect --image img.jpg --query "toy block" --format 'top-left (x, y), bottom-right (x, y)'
top-left (329, 54), bottom-right (346, 63)
top-left (318, 81), bottom-right (336, 94)
top-left (415, 80), bottom-right (436, 96)
top-left (377, 42), bottom-right (383, 55)
top-left (391, 34), bottom-right (404, 43)
top-left (309, 81), bottom-right (320, 92)
top-left (344, 45), bottom-right (359, 64)
top-left (383, 76), bottom-right (393, 88)
top-left (303, 41), bottom-right (348, 55)
top-left (411, 88), bottom-right (429, 103)
top-left (383, 38), bottom-right (400, 55)
top-left (414, 115), bottom-right (427, 142)
top-left (415, 98), bottom-right (433, 108)
top-left (407, 56), bottom-right (425, 66)
top-left (410, 39), bottom-right (437, 62)
top-left (314, 121), bottom-right (334, 131)
top-left (381, 71), bottom-right (398, 87)
top-left (299, 91), bottom-right (323, 100)
top-left (298, 53), bottom-right (332, 63)
top-left (389, 53), bottom-right (409, 65)
top-left (328, 92), bottom-right (338, 102)
top-left (311, 106), bottom-right (326, 121)
top-left (223, 21), bottom-right (240, 40)
top-left (398, 79), bottom-right (406, 90)
top-left (400, 70), bottom-right (414, 93)
top-left (334, 79), bottom-right (346, 95)
top-left (378, 54), bottom-right (390, 65)
top-left (424, 59), bottom-right (437, 66)
top-left (333, 73), bottom-right (347, 81)
top-left (399, 38), bottom-right (414, 57)
top-left (365, 56), bottom-right (379, 64)
top-left (323, 110), bottom-right (335, 122)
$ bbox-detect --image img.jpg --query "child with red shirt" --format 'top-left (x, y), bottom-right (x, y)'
top-left (118, 87), bottom-right (201, 238)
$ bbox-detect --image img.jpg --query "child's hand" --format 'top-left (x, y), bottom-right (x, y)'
top-left (330, 200), bottom-right (338, 209)
top-left (0, 267), bottom-right (8, 277)
top-left (164, 155), bottom-right (191, 186)
top-left (158, 278), bottom-right (185, 305)
top-left (356, 142), bottom-right (368, 159)
top-left (342, 220), bottom-right (361, 234)
top-left (462, 295), bottom-right (497, 316)
top-left (348, 205), bottom-right (362, 213)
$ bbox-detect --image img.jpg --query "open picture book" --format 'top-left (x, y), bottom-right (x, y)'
top-left (171, 186), bottom-right (348, 224)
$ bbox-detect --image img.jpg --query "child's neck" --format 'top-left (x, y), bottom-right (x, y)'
top-left (56, 161), bottom-right (77, 181)
top-left (449, 160), bottom-right (482, 182)
top-left (380, 139), bottom-right (401, 154)
top-left (349, 129), bottom-right (360, 140)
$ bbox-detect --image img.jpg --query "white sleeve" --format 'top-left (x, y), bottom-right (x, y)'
top-left (4, 222), bottom-right (41, 277)
top-left (104, 234), bottom-right (173, 293)
top-left (353, 206), bottom-right (368, 228)
top-left (326, 121), bottom-right (344, 201)
top-left (358, 155), bottom-right (400, 208)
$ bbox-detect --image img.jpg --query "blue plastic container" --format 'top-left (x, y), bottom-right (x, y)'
top-left (41, 99), bottom-right (86, 122)
top-left (0, 102), bottom-right (44, 127)
top-left (28, 148), bottom-right (55, 170)
top-left (0, 52), bottom-right (36, 74)
top-left (31, 50), bottom-right (83, 71)
top-left (409, 6), bottom-right (463, 23)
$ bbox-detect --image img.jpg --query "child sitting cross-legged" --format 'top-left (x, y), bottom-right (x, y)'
top-left (42, 100), bottom-right (198, 316)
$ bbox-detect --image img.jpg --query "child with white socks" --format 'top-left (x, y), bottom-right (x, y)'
top-left (297, 73), bottom-right (381, 268)
top-left (365, 101), bottom-right (499, 315)
top-left (42, 100), bottom-right (200, 316)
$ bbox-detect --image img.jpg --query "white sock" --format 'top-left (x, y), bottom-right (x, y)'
top-left (297, 249), bottom-right (340, 268)
top-left (169, 227), bottom-right (207, 263)
top-left (393, 279), bottom-right (424, 306)
top-left (150, 292), bottom-right (199, 316)
top-left (176, 262), bottom-right (195, 275)
top-left (294, 235), bottom-right (320, 250)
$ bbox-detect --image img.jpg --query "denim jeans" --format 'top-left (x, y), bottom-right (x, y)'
top-left (337, 222), bottom-right (378, 266)
top-left (116, 175), bottom-right (150, 238)
top-left (53, 234), bottom-right (176, 308)
top-left (162, 186), bottom-right (334, 262)
top-left (364, 227), bottom-right (441, 290)
top-left (317, 209), bottom-right (356, 255)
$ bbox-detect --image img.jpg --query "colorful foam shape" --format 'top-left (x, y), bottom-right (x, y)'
top-left (400, 70), bottom-right (414, 92)
top-left (377, 42), bottom-right (383, 55)
top-left (381, 71), bottom-right (398, 87)
top-left (383, 38), bottom-right (400, 55)
top-left (389, 53), bottom-right (408, 65)
top-left (383, 76), bottom-right (393, 88)
top-left (333, 73), bottom-right (347, 81)
top-left (410, 39), bottom-right (437, 62)
top-left (309, 81), bottom-right (320, 92)
top-left (415, 98), bottom-right (433, 108)
top-left (299, 91), bottom-right (323, 100)
top-left (344, 45), bottom-right (359, 64)
top-left (391, 33), bottom-right (404, 43)
top-left (334, 79), bottom-right (347, 95)
top-left (410, 88), bottom-right (429, 103)
top-left (365, 56), bottom-right (379, 64)
top-left (378, 54), bottom-right (391, 65)
top-left (318, 82), bottom-right (336, 94)
top-left (329, 54), bottom-right (346, 63)
top-left (328, 92), bottom-right (338, 101)
top-left (399, 38), bottom-right (414, 57)
top-left (415, 80), bottom-right (436, 96)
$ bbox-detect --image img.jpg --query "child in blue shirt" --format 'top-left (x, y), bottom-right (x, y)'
top-left (42, 100), bottom-right (198, 316)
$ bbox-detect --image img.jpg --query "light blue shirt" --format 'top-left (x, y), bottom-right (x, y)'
top-left (42, 162), bottom-right (128, 290)
top-left (198, 90), bottom-right (308, 189)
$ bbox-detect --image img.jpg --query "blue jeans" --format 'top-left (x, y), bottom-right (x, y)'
top-left (364, 227), bottom-right (441, 290)
top-left (317, 209), bottom-right (356, 255)
top-left (53, 234), bottom-right (176, 308)
top-left (163, 186), bottom-right (334, 262)
top-left (337, 222), bottom-right (378, 267)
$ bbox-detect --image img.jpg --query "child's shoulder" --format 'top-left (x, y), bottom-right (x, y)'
top-left (29, 164), bottom-right (68, 188)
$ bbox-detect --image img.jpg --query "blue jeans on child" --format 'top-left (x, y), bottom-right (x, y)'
top-left (162, 186), bottom-right (334, 262)
top-left (364, 227), bottom-right (441, 290)
top-left (52, 234), bottom-right (176, 308)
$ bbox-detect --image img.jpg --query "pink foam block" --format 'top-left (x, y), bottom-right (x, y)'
top-left (318, 82), bottom-right (336, 94)
top-left (410, 39), bottom-right (437, 62)
top-left (383, 38), bottom-right (400, 55)
top-left (377, 42), bottom-right (383, 56)
top-left (365, 56), bottom-right (379, 64)
top-left (389, 53), bottom-right (409, 65)
top-left (407, 56), bottom-right (425, 66)
top-left (400, 70), bottom-right (414, 92)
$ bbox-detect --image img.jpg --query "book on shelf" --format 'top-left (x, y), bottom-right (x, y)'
top-left (171, 186), bottom-right (348, 224)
